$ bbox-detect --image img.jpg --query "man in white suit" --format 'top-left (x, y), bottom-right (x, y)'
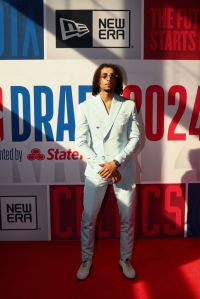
top-left (75, 63), bottom-right (141, 280)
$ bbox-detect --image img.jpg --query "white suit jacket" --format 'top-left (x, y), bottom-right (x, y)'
top-left (75, 93), bottom-right (141, 178)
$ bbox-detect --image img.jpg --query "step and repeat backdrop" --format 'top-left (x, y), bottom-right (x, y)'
top-left (0, 0), bottom-right (199, 240)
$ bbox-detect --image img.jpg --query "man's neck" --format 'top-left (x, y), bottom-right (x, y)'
top-left (100, 90), bottom-right (114, 102)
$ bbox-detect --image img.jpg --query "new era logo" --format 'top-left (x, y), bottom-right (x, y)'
top-left (60, 18), bottom-right (89, 40)
top-left (0, 196), bottom-right (38, 230)
top-left (56, 10), bottom-right (130, 48)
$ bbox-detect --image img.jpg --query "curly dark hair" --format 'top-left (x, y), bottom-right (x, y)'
top-left (92, 63), bottom-right (123, 96)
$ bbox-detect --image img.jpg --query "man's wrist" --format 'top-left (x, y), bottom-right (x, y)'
top-left (113, 159), bottom-right (121, 168)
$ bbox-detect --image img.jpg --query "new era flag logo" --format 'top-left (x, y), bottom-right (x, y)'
top-left (60, 18), bottom-right (90, 40)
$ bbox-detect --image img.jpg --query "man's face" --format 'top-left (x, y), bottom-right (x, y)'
top-left (99, 67), bottom-right (117, 93)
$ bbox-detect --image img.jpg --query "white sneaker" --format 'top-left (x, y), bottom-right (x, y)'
top-left (119, 259), bottom-right (136, 279)
top-left (77, 261), bottom-right (92, 280)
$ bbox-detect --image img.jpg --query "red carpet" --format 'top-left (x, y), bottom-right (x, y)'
top-left (1, 238), bottom-right (200, 299)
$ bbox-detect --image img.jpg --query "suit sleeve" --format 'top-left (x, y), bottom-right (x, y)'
top-left (114, 104), bottom-right (141, 166)
top-left (75, 104), bottom-right (102, 173)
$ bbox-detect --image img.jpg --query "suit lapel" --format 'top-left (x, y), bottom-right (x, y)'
top-left (103, 94), bottom-right (122, 139)
top-left (90, 95), bottom-right (109, 137)
top-left (93, 94), bottom-right (109, 120)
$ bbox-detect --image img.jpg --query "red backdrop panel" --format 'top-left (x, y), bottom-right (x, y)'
top-left (144, 0), bottom-right (200, 59)
top-left (50, 184), bottom-right (186, 240)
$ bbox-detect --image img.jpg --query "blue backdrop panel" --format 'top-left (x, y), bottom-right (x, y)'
top-left (0, 0), bottom-right (44, 59)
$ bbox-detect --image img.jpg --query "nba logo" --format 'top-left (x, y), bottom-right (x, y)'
top-left (0, 87), bottom-right (3, 141)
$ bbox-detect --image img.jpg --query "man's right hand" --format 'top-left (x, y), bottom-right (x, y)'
top-left (111, 170), bottom-right (121, 184)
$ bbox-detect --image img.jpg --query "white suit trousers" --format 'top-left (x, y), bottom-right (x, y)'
top-left (81, 175), bottom-right (136, 262)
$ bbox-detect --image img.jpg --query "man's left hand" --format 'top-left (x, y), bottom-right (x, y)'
top-left (111, 170), bottom-right (121, 184)
top-left (98, 161), bottom-right (118, 179)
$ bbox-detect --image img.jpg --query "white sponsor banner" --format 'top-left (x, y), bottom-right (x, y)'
top-left (46, 0), bottom-right (141, 59)
top-left (0, 185), bottom-right (49, 240)
top-left (0, 59), bottom-right (199, 184)
top-left (1, 196), bottom-right (37, 230)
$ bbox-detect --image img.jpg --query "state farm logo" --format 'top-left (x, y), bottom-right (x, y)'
top-left (56, 10), bottom-right (130, 48)
top-left (27, 148), bottom-right (83, 161)
top-left (27, 148), bottom-right (45, 160)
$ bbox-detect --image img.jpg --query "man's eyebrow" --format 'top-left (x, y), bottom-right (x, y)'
top-left (101, 72), bottom-right (115, 74)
